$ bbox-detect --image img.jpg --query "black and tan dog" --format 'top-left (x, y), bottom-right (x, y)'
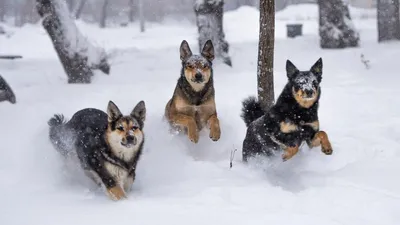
top-left (164, 40), bottom-right (220, 143)
top-left (241, 58), bottom-right (333, 162)
top-left (48, 100), bottom-right (146, 201)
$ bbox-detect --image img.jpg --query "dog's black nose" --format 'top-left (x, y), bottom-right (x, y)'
top-left (126, 135), bottom-right (135, 144)
top-left (305, 90), bottom-right (313, 97)
top-left (195, 73), bottom-right (203, 81)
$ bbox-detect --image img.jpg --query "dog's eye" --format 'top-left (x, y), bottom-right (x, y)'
top-left (132, 126), bottom-right (139, 130)
top-left (117, 126), bottom-right (124, 131)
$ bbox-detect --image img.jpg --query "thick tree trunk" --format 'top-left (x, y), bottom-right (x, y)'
top-left (74, 0), bottom-right (86, 19)
top-left (99, 0), bottom-right (108, 28)
top-left (257, 0), bottom-right (275, 112)
top-left (318, 0), bottom-right (360, 49)
top-left (194, 0), bottom-right (232, 67)
top-left (66, 0), bottom-right (75, 12)
top-left (36, 0), bottom-right (110, 84)
top-left (0, 75), bottom-right (16, 104)
top-left (377, 0), bottom-right (400, 42)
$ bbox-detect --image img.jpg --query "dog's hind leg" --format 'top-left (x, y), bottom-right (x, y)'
top-left (207, 114), bottom-right (221, 141)
top-left (308, 131), bottom-right (333, 155)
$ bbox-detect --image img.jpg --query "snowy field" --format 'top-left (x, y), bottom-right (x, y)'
top-left (1, 4), bottom-right (400, 225)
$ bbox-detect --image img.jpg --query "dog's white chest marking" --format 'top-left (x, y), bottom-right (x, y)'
top-left (104, 162), bottom-right (129, 186)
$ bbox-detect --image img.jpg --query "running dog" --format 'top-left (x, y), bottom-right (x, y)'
top-left (241, 58), bottom-right (333, 162)
top-left (48, 100), bottom-right (146, 201)
top-left (164, 40), bottom-right (220, 143)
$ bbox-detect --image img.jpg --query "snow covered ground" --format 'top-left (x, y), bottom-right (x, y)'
top-left (1, 4), bottom-right (400, 225)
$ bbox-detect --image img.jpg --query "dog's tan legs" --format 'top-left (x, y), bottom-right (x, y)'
top-left (170, 114), bottom-right (199, 143)
top-left (207, 114), bottom-right (221, 141)
top-left (309, 131), bottom-right (333, 155)
top-left (106, 186), bottom-right (127, 201)
top-left (282, 145), bottom-right (299, 161)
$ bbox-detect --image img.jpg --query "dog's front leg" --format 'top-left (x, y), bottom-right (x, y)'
top-left (87, 156), bottom-right (127, 201)
top-left (282, 145), bottom-right (299, 161)
top-left (207, 114), bottom-right (220, 141)
top-left (124, 171), bottom-right (135, 193)
top-left (171, 114), bottom-right (199, 143)
top-left (308, 131), bottom-right (333, 155)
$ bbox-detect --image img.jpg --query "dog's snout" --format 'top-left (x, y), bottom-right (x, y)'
top-left (126, 135), bottom-right (135, 144)
top-left (195, 72), bottom-right (203, 80)
top-left (305, 89), bottom-right (313, 97)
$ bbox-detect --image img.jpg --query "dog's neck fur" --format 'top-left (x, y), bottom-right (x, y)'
top-left (178, 73), bottom-right (214, 106)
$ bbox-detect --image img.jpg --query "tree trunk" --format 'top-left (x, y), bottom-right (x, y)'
top-left (377, 0), bottom-right (400, 42)
top-left (138, 0), bottom-right (145, 32)
top-left (74, 0), bottom-right (86, 19)
top-left (99, 0), bottom-right (108, 28)
top-left (0, 75), bottom-right (16, 104)
top-left (194, 0), bottom-right (232, 67)
top-left (257, 0), bottom-right (275, 112)
top-left (129, 0), bottom-right (135, 22)
top-left (66, 0), bottom-right (75, 12)
top-left (36, 0), bottom-right (110, 84)
top-left (318, 0), bottom-right (360, 49)
top-left (0, 0), bottom-right (6, 22)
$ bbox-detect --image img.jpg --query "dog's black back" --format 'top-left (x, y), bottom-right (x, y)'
top-left (241, 58), bottom-right (323, 161)
top-left (48, 108), bottom-right (108, 158)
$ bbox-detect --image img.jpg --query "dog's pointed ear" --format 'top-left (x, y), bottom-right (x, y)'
top-left (201, 40), bottom-right (215, 61)
top-left (310, 57), bottom-right (323, 78)
top-left (180, 40), bottom-right (192, 61)
top-left (131, 100), bottom-right (146, 122)
top-left (107, 101), bottom-right (122, 122)
top-left (286, 60), bottom-right (299, 79)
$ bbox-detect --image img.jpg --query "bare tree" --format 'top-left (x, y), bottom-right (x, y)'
top-left (36, 0), bottom-right (110, 84)
top-left (194, 0), bottom-right (232, 66)
top-left (257, 0), bottom-right (275, 111)
top-left (74, 0), bottom-right (86, 19)
top-left (318, 0), bottom-right (359, 49)
top-left (377, 0), bottom-right (400, 42)
top-left (99, 0), bottom-right (109, 28)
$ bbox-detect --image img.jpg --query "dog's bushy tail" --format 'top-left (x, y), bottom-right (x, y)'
top-left (48, 114), bottom-right (73, 157)
top-left (241, 96), bottom-right (264, 127)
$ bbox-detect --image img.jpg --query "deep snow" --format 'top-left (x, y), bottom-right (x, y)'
top-left (0, 5), bottom-right (400, 225)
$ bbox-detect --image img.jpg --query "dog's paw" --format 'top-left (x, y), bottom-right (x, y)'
top-left (322, 147), bottom-right (333, 155)
top-left (282, 146), bottom-right (299, 162)
top-left (106, 186), bottom-right (127, 201)
top-left (209, 126), bottom-right (220, 141)
top-left (188, 128), bottom-right (199, 143)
